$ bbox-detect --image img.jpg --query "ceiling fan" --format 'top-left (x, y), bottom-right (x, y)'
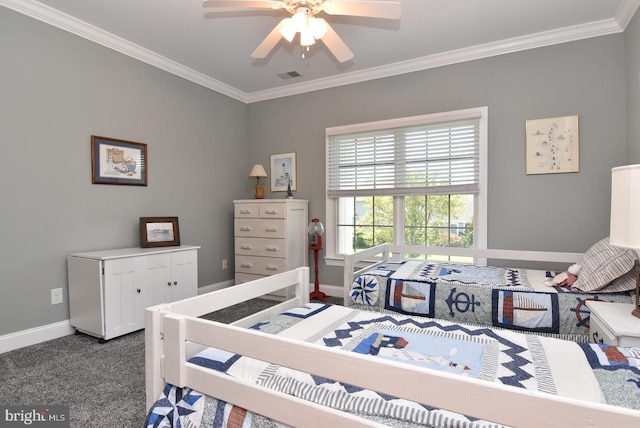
top-left (202, 0), bottom-right (401, 62)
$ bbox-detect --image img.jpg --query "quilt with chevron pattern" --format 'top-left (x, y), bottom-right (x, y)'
top-left (146, 304), bottom-right (640, 428)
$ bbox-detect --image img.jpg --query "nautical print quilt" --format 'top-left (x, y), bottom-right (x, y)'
top-left (146, 304), bottom-right (640, 428)
top-left (348, 261), bottom-right (633, 341)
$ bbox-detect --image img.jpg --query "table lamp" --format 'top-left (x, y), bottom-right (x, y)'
top-left (249, 164), bottom-right (267, 199)
top-left (610, 164), bottom-right (640, 318)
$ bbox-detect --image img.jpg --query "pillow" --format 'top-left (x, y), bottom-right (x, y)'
top-left (597, 269), bottom-right (637, 293)
top-left (572, 237), bottom-right (637, 292)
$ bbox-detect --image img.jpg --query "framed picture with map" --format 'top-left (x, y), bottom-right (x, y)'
top-left (270, 152), bottom-right (297, 192)
top-left (525, 115), bottom-right (579, 175)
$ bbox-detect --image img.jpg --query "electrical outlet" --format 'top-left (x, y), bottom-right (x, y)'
top-left (222, 259), bottom-right (228, 270)
top-left (51, 288), bottom-right (63, 305)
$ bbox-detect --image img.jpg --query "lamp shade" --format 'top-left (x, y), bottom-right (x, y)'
top-left (249, 164), bottom-right (267, 178)
top-left (610, 164), bottom-right (640, 249)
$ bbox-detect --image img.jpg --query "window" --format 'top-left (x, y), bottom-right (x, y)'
top-left (325, 107), bottom-right (487, 264)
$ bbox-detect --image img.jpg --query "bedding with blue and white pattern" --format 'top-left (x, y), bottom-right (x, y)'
top-left (146, 304), bottom-right (640, 428)
top-left (347, 261), bottom-right (634, 342)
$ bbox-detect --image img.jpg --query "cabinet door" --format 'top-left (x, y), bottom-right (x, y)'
top-left (146, 253), bottom-right (173, 305)
top-left (171, 250), bottom-right (198, 301)
top-left (147, 250), bottom-right (198, 304)
top-left (103, 258), bottom-right (148, 339)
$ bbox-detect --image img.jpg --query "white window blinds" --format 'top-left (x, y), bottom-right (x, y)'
top-left (327, 116), bottom-right (480, 197)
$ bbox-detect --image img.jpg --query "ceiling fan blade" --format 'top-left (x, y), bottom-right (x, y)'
top-left (251, 18), bottom-right (290, 59)
top-left (321, 0), bottom-right (401, 19)
top-left (316, 19), bottom-right (353, 63)
top-left (203, 1), bottom-right (284, 9)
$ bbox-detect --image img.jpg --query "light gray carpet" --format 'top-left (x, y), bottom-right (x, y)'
top-left (0, 296), bottom-right (342, 428)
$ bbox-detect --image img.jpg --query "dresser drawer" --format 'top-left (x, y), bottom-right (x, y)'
top-left (235, 255), bottom-right (286, 275)
top-left (235, 204), bottom-right (259, 218)
top-left (259, 203), bottom-right (286, 219)
top-left (589, 313), bottom-right (618, 346)
top-left (235, 219), bottom-right (286, 239)
top-left (234, 202), bottom-right (286, 219)
top-left (235, 237), bottom-right (286, 258)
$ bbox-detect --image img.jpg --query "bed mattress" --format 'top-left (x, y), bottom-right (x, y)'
top-left (347, 261), bottom-right (634, 341)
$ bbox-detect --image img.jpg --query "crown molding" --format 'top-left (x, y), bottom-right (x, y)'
top-left (616, 0), bottom-right (640, 28)
top-left (3, 0), bottom-right (637, 104)
top-left (247, 17), bottom-right (624, 102)
top-left (0, 0), bottom-right (250, 103)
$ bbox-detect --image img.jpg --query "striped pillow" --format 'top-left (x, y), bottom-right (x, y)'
top-left (573, 237), bottom-right (636, 292)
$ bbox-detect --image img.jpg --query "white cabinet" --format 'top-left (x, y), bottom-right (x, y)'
top-left (146, 250), bottom-right (198, 304)
top-left (68, 245), bottom-right (199, 341)
top-left (587, 301), bottom-right (640, 347)
top-left (234, 199), bottom-right (308, 297)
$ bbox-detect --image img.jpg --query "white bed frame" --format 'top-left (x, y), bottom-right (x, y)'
top-left (146, 265), bottom-right (640, 427)
top-left (343, 244), bottom-right (585, 299)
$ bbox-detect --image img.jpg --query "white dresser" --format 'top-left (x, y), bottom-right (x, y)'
top-left (67, 245), bottom-right (199, 341)
top-left (234, 199), bottom-right (308, 297)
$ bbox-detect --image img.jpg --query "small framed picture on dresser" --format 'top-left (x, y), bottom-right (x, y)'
top-left (140, 217), bottom-right (180, 247)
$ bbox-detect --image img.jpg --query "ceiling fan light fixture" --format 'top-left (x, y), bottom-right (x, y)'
top-left (309, 17), bottom-right (327, 39)
top-left (300, 28), bottom-right (316, 46)
top-left (279, 8), bottom-right (306, 42)
top-left (280, 21), bottom-right (297, 42)
top-left (210, 0), bottom-right (401, 62)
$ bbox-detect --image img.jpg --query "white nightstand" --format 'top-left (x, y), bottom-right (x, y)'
top-left (587, 300), bottom-right (640, 346)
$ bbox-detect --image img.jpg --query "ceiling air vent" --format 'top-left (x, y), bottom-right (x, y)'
top-left (277, 70), bottom-right (302, 79)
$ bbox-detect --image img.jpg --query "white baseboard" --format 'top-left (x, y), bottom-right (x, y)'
top-left (0, 280), bottom-right (342, 354)
top-left (320, 284), bottom-right (342, 297)
top-left (0, 320), bottom-right (75, 354)
top-left (198, 279), bottom-right (234, 295)
top-left (198, 280), bottom-right (343, 298)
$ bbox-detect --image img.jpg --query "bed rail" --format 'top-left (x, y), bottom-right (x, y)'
top-left (159, 302), bottom-right (640, 428)
top-left (145, 267), bottom-right (310, 408)
top-left (343, 243), bottom-right (583, 299)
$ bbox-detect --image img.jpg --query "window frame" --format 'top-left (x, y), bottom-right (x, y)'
top-left (324, 107), bottom-right (488, 266)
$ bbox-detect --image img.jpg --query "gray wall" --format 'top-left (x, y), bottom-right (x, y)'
top-left (248, 35), bottom-right (628, 287)
top-left (627, 8), bottom-right (640, 162)
top-left (0, 7), bottom-right (249, 336)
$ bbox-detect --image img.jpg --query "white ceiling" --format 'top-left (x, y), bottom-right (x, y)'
top-left (3, 0), bottom-right (640, 103)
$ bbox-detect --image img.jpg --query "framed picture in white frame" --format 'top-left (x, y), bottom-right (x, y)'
top-left (270, 152), bottom-right (297, 192)
top-left (525, 115), bottom-right (579, 175)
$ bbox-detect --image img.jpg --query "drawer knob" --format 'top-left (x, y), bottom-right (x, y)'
top-left (167, 282), bottom-right (172, 286)
top-left (137, 288), bottom-right (141, 293)
top-left (241, 263), bottom-right (252, 268)
top-left (265, 227), bottom-right (277, 232)
top-left (240, 209), bottom-right (251, 214)
top-left (240, 245), bottom-right (252, 250)
top-left (266, 265), bottom-right (278, 271)
top-left (265, 209), bottom-right (278, 215)
top-left (240, 226), bottom-right (251, 231)
top-left (266, 246), bottom-right (278, 252)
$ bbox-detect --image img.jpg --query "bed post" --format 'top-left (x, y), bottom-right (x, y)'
top-left (145, 304), bottom-right (170, 410)
top-left (343, 253), bottom-right (353, 303)
top-left (296, 266), bottom-right (310, 304)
